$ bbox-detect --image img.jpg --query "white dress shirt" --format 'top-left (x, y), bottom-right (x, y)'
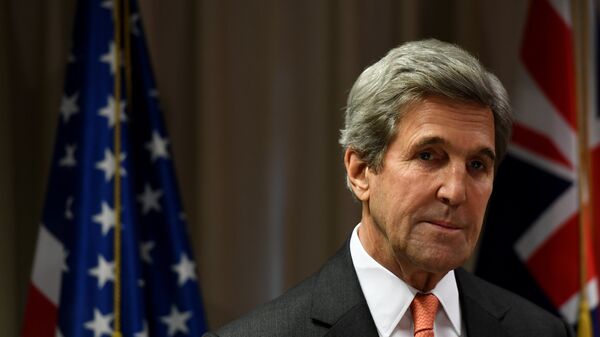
top-left (350, 224), bottom-right (466, 337)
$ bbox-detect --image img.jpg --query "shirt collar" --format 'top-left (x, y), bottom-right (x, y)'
top-left (349, 223), bottom-right (462, 336)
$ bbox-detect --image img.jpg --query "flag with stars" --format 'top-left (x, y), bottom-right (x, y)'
top-left (21, 1), bottom-right (207, 336)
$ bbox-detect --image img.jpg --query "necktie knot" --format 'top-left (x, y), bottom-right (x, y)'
top-left (410, 293), bottom-right (439, 337)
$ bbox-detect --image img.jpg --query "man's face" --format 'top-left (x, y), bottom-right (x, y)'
top-left (362, 96), bottom-right (495, 276)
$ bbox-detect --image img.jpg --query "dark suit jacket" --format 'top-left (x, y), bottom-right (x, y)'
top-left (204, 241), bottom-right (573, 337)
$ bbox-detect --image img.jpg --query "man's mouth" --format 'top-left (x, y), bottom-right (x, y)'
top-left (425, 220), bottom-right (462, 230)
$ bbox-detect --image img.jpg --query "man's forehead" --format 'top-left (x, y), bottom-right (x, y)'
top-left (395, 98), bottom-right (496, 154)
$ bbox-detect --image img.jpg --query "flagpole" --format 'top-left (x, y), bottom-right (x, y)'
top-left (572, 0), bottom-right (593, 336)
top-left (113, 0), bottom-right (123, 336)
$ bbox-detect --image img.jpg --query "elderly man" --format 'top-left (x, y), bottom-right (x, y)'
top-left (203, 39), bottom-right (573, 337)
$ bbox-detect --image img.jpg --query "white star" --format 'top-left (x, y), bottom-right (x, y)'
top-left (101, 0), bottom-right (112, 9)
top-left (160, 305), bottom-right (192, 337)
top-left (99, 41), bottom-right (117, 74)
top-left (65, 196), bottom-right (74, 220)
top-left (137, 184), bottom-right (163, 214)
top-left (92, 201), bottom-right (116, 235)
top-left (84, 308), bottom-right (113, 337)
top-left (67, 52), bottom-right (76, 63)
top-left (95, 148), bottom-right (127, 182)
top-left (130, 13), bottom-right (141, 36)
top-left (98, 95), bottom-right (127, 128)
top-left (146, 131), bottom-right (170, 162)
top-left (172, 253), bottom-right (197, 286)
top-left (149, 89), bottom-right (160, 98)
top-left (60, 92), bottom-right (79, 123)
top-left (59, 144), bottom-right (77, 167)
top-left (134, 321), bottom-right (149, 337)
top-left (140, 241), bottom-right (155, 264)
top-left (88, 255), bottom-right (115, 289)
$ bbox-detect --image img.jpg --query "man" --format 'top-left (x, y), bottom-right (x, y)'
top-left (203, 39), bottom-right (573, 337)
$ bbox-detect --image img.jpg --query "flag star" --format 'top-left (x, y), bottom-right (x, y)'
top-left (138, 279), bottom-right (145, 287)
top-left (138, 183), bottom-right (163, 214)
top-left (62, 249), bottom-right (69, 273)
top-left (60, 92), bottom-right (79, 123)
top-left (59, 144), bottom-right (77, 167)
top-left (101, 0), bottom-right (112, 9)
top-left (146, 131), bottom-right (170, 162)
top-left (84, 308), bottom-right (113, 337)
top-left (130, 13), bottom-right (141, 36)
top-left (95, 148), bottom-right (127, 182)
top-left (65, 196), bottom-right (74, 220)
top-left (140, 240), bottom-right (155, 264)
top-left (160, 305), bottom-right (192, 337)
top-left (149, 89), bottom-right (160, 98)
top-left (67, 52), bottom-right (76, 63)
top-left (88, 255), bottom-right (115, 289)
top-left (98, 95), bottom-right (127, 128)
top-left (135, 321), bottom-right (149, 337)
top-left (92, 201), bottom-right (116, 235)
top-left (179, 212), bottom-right (187, 221)
top-left (172, 253), bottom-right (197, 286)
top-left (100, 41), bottom-right (118, 74)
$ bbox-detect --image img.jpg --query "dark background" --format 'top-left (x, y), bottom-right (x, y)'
top-left (0, 0), bottom-right (529, 333)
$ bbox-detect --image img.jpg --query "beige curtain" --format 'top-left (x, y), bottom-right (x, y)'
top-left (2, 0), bottom-right (527, 331)
top-left (0, 0), bottom-right (16, 335)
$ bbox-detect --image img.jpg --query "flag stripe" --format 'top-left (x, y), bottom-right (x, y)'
top-left (511, 64), bottom-right (577, 167)
top-left (511, 123), bottom-right (573, 169)
top-left (21, 284), bottom-right (58, 337)
top-left (520, 0), bottom-right (576, 129)
top-left (30, 225), bottom-right (64, 305)
top-left (560, 279), bottom-right (600, 324)
top-left (525, 213), bottom-right (582, 306)
top-left (515, 185), bottom-right (577, 260)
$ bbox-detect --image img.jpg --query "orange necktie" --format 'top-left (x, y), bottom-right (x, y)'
top-left (410, 293), bottom-right (439, 337)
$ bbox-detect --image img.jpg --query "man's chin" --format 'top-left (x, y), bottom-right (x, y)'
top-left (404, 248), bottom-right (469, 275)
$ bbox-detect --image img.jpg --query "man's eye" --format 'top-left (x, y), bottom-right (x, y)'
top-left (419, 152), bottom-right (433, 161)
top-left (469, 160), bottom-right (485, 171)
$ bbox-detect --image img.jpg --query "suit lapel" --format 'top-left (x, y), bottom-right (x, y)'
top-left (309, 240), bottom-right (379, 337)
top-left (323, 302), bottom-right (378, 337)
top-left (460, 293), bottom-right (510, 337)
top-left (455, 268), bottom-right (511, 337)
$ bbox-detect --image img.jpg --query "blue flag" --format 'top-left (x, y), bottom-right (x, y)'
top-left (21, 1), bottom-right (208, 336)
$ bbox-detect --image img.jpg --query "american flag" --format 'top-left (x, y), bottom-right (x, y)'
top-left (476, 0), bottom-right (600, 334)
top-left (20, 0), bottom-right (207, 336)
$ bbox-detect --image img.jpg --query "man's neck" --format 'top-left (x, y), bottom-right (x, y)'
top-left (358, 220), bottom-right (447, 292)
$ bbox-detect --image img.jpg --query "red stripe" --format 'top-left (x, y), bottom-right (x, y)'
top-left (21, 283), bottom-right (58, 337)
top-left (511, 123), bottom-right (573, 168)
top-left (591, 146), bottom-right (600, 283)
top-left (525, 213), bottom-right (595, 307)
top-left (520, 0), bottom-right (576, 129)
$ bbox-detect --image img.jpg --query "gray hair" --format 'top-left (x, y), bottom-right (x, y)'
top-left (340, 39), bottom-right (513, 181)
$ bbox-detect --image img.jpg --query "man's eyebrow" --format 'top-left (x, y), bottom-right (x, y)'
top-left (413, 136), bottom-right (496, 162)
top-left (414, 136), bottom-right (446, 148)
top-left (478, 147), bottom-right (496, 163)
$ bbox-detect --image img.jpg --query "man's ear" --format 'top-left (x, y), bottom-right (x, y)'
top-left (344, 148), bottom-right (370, 201)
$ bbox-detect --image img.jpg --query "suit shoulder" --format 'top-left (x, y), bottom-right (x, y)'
top-left (210, 273), bottom-right (318, 337)
top-left (457, 269), bottom-right (572, 336)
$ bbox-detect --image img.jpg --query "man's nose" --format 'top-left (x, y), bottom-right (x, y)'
top-left (436, 164), bottom-right (467, 206)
